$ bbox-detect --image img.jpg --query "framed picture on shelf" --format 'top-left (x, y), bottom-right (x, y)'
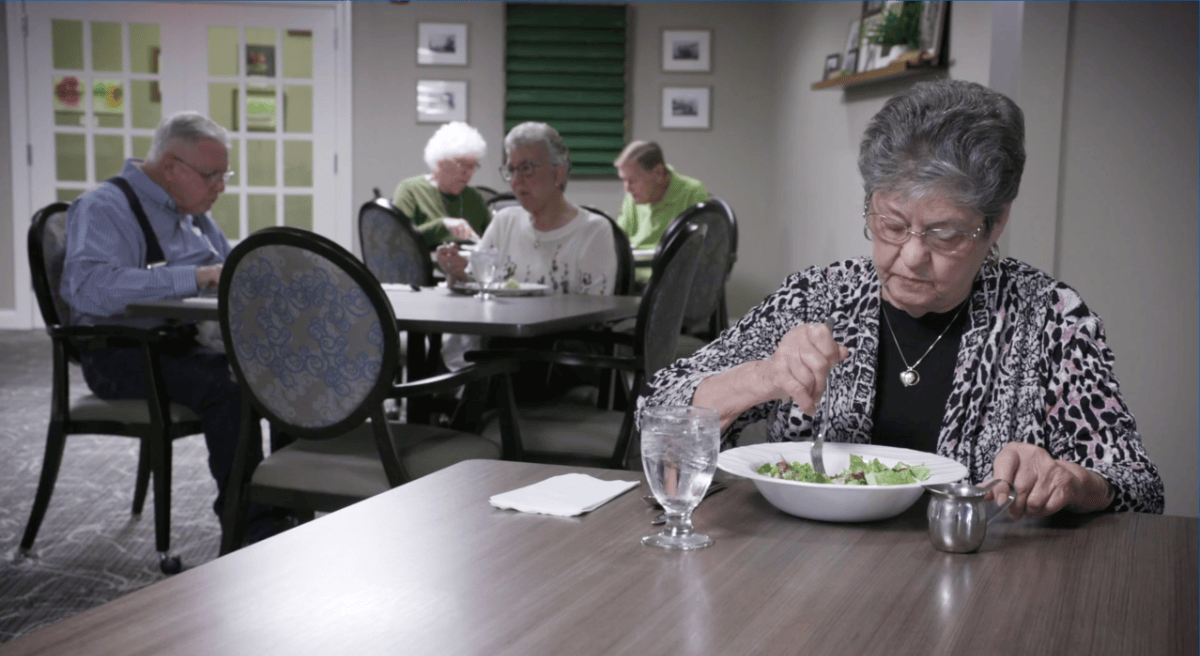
top-left (823, 54), bottom-right (843, 80)
top-left (662, 29), bottom-right (712, 72)
top-left (418, 23), bottom-right (468, 66)
top-left (843, 48), bottom-right (859, 76)
top-left (920, 1), bottom-right (948, 62)
top-left (862, 0), bottom-right (885, 17)
top-left (858, 12), bottom-right (884, 72)
top-left (661, 86), bottom-right (710, 130)
top-left (417, 80), bottom-right (467, 123)
top-left (843, 18), bottom-right (861, 65)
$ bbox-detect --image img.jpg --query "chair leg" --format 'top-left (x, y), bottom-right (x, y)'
top-left (19, 423), bottom-right (69, 555)
top-left (148, 434), bottom-right (181, 574)
top-left (220, 394), bottom-right (258, 556)
top-left (132, 440), bottom-right (151, 516)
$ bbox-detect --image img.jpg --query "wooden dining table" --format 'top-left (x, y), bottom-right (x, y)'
top-left (3, 459), bottom-right (1193, 656)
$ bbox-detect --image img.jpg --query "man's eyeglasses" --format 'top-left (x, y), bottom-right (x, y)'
top-left (176, 156), bottom-right (235, 186)
top-left (499, 160), bottom-right (547, 182)
top-left (863, 212), bottom-right (984, 255)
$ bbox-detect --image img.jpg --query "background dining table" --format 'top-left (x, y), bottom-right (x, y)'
top-left (2, 459), bottom-right (1193, 656)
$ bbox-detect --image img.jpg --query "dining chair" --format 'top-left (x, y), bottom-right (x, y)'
top-left (582, 205), bottom-right (635, 297)
top-left (218, 227), bottom-right (520, 554)
top-left (357, 197), bottom-right (435, 287)
top-left (657, 197), bottom-right (738, 358)
top-left (474, 185), bottom-right (499, 203)
top-left (21, 202), bottom-right (203, 574)
top-left (486, 192), bottom-right (521, 216)
top-left (469, 222), bottom-right (707, 470)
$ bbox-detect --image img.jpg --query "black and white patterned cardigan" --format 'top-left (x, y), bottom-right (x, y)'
top-left (640, 256), bottom-right (1164, 514)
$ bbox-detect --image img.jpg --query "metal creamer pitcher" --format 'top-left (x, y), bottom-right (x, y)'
top-left (925, 479), bottom-right (1016, 553)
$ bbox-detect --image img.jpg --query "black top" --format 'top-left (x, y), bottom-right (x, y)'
top-left (870, 297), bottom-right (970, 454)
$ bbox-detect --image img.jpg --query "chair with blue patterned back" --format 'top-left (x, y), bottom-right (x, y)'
top-left (218, 227), bottom-right (520, 553)
top-left (357, 197), bottom-right (435, 286)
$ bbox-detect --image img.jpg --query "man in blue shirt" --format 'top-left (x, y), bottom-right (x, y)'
top-left (61, 111), bottom-right (274, 540)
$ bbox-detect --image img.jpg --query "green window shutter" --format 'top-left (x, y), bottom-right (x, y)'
top-left (506, 3), bottom-right (627, 178)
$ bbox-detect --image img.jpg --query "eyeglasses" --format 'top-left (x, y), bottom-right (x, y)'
top-left (175, 156), bottom-right (235, 186)
top-left (499, 160), bottom-right (547, 182)
top-left (864, 212), bottom-right (984, 255)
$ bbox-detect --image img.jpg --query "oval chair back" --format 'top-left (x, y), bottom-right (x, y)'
top-left (582, 205), bottom-right (634, 297)
top-left (220, 226), bottom-right (403, 449)
top-left (486, 192), bottom-right (521, 216)
top-left (358, 197), bottom-right (435, 286)
top-left (28, 202), bottom-right (80, 361)
top-left (656, 197), bottom-right (737, 338)
top-left (636, 222), bottom-right (707, 379)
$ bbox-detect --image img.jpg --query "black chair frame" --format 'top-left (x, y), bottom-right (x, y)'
top-left (22, 202), bottom-right (203, 574)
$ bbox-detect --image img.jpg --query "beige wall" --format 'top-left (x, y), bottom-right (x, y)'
top-left (0, 7), bottom-right (12, 310)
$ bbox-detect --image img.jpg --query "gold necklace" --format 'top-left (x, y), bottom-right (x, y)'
top-left (880, 300), bottom-right (967, 387)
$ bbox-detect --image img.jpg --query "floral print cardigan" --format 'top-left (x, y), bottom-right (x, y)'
top-left (639, 256), bottom-right (1164, 513)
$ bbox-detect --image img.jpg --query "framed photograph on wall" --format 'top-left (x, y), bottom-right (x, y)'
top-left (661, 86), bottom-right (710, 130)
top-left (418, 23), bottom-right (468, 66)
top-left (417, 80), bottom-right (467, 123)
top-left (662, 29), bottom-right (712, 72)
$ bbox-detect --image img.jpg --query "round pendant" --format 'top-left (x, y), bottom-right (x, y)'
top-left (900, 369), bottom-right (919, 386)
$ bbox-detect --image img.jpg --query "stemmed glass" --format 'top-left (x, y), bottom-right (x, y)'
top-left (468, 247), bottom-right (500, 301)
top-left (640, 405), bottom-right (720, 550)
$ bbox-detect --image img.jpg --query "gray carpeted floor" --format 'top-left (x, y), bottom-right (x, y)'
top-left (0, 329), bottom-right (223, 643)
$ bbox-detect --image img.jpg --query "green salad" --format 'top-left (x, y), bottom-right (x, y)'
top-left (504, 278), bottom-right (521, 289)
top-left (756, 454), bottom-right (932, 486)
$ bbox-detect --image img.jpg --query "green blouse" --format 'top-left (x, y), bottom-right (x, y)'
top-left (391, 175), bottom-right (490, 249)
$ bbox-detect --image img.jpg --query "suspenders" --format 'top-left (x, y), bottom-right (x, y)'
top-left (106, 176), bottom-right (167, 269)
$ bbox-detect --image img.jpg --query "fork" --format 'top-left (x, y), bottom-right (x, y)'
top-left (811, 317), bottom-right (836, 475)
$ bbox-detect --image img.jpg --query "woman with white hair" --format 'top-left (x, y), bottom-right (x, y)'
top-left (437, 121), bottom-right (616, 296)
top-left (392, 121), bottom-right (489, 249)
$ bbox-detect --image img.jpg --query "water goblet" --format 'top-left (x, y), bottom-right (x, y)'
top-left (640, 405), bottom-right (720, 550)
top-left (469, 247), bottom-right (500, 301)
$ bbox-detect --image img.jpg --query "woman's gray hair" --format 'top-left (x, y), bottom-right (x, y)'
top-left (858, 79), bottom-right (1026, 233)
top-left (146, 111), bottom-right (232, 163)
top-left (424, 121), bottom-right (487, 171)
top-left (504, 121), bottom-right (571, 191)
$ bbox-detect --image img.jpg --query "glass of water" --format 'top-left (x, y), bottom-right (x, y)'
top-left (468, 246), bottom-right (500, 301)
top-left (641, 405), bottom-right (721, 550)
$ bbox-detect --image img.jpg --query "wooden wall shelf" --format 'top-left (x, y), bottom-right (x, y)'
top-left (812, 57), bottom-right (945, 90)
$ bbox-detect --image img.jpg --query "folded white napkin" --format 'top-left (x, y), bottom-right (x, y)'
top-left (490, 474), bottom-right (639, 517)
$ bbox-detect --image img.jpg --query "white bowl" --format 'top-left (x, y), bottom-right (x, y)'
top-left (717, 441), bottom-right (969, 523)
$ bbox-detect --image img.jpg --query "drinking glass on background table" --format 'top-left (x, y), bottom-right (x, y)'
top-left (641, 405), bottom-right (720, 550)
top-left (468, 246), bottom-right (500, 301)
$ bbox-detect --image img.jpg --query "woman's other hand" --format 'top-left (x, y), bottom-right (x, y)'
top-left (436, 244), bottom-right (469, 283)
top-left (984, 442), bottom-right (1114, 519)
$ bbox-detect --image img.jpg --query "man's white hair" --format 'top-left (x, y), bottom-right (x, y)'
top-left (147, 111), bottom-right (231, 162)
top-left (424, 121), bottom-right (487, 171)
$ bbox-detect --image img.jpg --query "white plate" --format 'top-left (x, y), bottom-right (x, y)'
top-left (451, 281), bottom-right (549, 297)
top-left (717, 441), bottom-right (969, 523)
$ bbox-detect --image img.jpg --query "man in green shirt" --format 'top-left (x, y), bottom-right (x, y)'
top-left (614, 141), bottom-right (709, 281)
top-left (392, 121), bottom-right (491, 250)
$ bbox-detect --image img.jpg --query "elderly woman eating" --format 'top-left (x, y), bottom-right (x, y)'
top-left (392, 121), bottom-right (490, 249)
top-left (639, 79), bottom-right (1163, 518)
top-left (437, 121), bottom-right (617, 295)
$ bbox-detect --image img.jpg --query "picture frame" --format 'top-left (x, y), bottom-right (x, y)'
top-left (919, 0), bottom-right (948, 63)
top-left (661, 86), bottom-right (710, 130)
top-left (843, 18), bottom-right (861, 63)
top-left (418, 22), bottom-right (468, 66)
top-left (862, 0), bottom-right (885, 17)
top-left (857, 12), bottom-right (885, 73)
top-left (842, 48), bottom-right (859, 76)
top-left (662, 29), bottom-right (712, 73)
top-left (823, 53), bottom-right (843, 80)
top-left (417, 79), bottom-right (467, 123)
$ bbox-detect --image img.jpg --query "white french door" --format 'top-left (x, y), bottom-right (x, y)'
top-left (7, 1), bottom-right (352, 328)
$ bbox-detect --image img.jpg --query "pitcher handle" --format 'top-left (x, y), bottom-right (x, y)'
top-left (978, 479), bottom-right (1017, 523)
